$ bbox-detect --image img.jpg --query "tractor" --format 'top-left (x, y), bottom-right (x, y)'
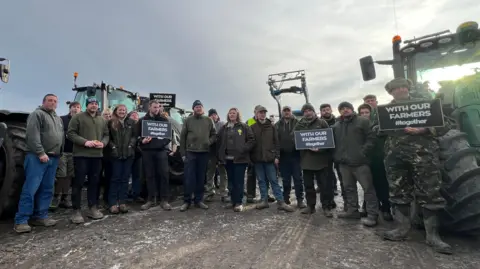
top-left (267, 70), bottom-right (309, 119)
top-left (359, 21), bottom-right (480, 235)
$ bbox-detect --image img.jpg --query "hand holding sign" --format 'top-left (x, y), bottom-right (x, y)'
top-left (142, 137), bottom-right (152, 144)
top-left (310, 148), bottom-right (319, 152)
top-left (404, 127), bottom-right (427, 135)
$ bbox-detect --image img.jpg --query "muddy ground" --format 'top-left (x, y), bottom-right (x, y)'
top-left (0, 188), bottom-right (479, 269)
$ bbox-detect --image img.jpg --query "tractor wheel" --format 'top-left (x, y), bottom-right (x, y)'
top-left (438, 129), bottom-right (480, 235)
top-left (0, 122), bottom-right (27, 218)
top-left (168, 151), bottom-right (184, 185)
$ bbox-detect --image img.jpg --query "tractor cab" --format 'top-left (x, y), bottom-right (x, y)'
top-left (69, 72), bottom-right (139, 113)
top-left (359, 21), bottom-right (480, 146)
top-left (267, 70), bottom-right (309, 119)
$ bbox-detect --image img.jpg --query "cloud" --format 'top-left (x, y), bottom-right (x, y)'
top-left (0, 0), bottom-right (478, 118)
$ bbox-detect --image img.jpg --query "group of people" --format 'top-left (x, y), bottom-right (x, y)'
top-left (12, 77), bottom-right (452, 255)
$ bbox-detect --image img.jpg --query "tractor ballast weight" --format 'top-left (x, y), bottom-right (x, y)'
top-left (267, 70), bottom-right (309, 117)
top-left (358, 21), bottom-right (480, 235)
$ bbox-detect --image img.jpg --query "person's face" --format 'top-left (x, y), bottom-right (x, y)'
top-left (149, 103), bottom-right (160, 115)
top-left (359, 108), bottom-right (370, 118)
top-left (320, 106), bottom-right (332, 117)
top-left (130, 112), bottom-right (139, 121)
top-left (116, 106), bottom-right (127, 118)
top-left (391, 87), bottom-right (409, 100)
top-left (282, 109), bottom-right (292, 119)
top-left (87, 102), bottom-right (99, 114)
top-left (210, 113), bottom-right (219, 121)
top-left (228, 110), bottom-right (238, 122)
top-left (43, 96), bottom-right (58, 111)
top-left (69, 104), bottom-right (81, 115)
top-left (364, 98), bottom-right (377, 108)
top-left (339, 107), bottom-right (353, 117)
top-left (303, 109), bottom-right (315, 119)
top-left (194, 105), bottom-right (204, 115)
top-left (256, 110), bottom-right (267, 120)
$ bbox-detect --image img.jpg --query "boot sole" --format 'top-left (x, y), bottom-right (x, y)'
top-left (383, 235), bottom-right (408, 241)
top-left (427, 242), bottom-right (453, 255)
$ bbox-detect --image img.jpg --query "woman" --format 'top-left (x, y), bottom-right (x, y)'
top-left (127, 111), bottom-right (144, 202)
top-left (107, 105), bottom-right (137, 213)
top-left (216, 108), bottom-right (255, 212)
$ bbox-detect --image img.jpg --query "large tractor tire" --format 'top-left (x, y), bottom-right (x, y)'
top-left (438, 129), bottom-right (480, 235)
top-left (0, 121), bottom-right (27, 218)
top-left (169, 151), bottom-right (184, 185)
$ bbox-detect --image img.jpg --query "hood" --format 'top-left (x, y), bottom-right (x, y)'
top-left (37, 106), bottom-right (57, 116)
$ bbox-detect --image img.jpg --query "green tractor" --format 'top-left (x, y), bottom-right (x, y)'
top-left (359, 21), bottom-right (480, 235)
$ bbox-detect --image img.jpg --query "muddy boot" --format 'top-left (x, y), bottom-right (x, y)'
top-left (179, 203), bottom-right (190, 212)
top-left (233, 204), bottom-right (244, 212)
top-left (195, 202), bottom-right (209, 209)
top-left (361, 216), bottom-right (378, 227)
top-left (423, 208), bottom-right (453, 255)
top-left (383, 211), bottom-right (393, 222)
top-left (338, 210), bottom-right (361, 219)
top-left (49, 196), bottom-right (60, 211)
top-left (301, 205), bottom-right (316, 214)
top-left (141, 200), bottom-right (155, 211)
top-left (323, 208), bottom-right (333, 218)
top-left (284, 198), bottom-right (291, 205)
top-left (109, 205), bottom-right (119, 214)
top-left (119, 204), bottom-right (129, 213)
top-left (267, 195), bottom-right (276, 203)
top-left (160, 201), bottom-right (172, 211)
top-left (246, 197), bottom-right (255, 204)
top-left (60, 195), bottom-right (73, 208)
top-left (383, 204), bottom-right (411, 241)
top-left (277, 201), bottom-right (295, 212)
top-left (70, 210), bottom-right (85, 224)
top-left (30, 217), bottom-right (57, 227)
top-left (87, 206), bottom-right (104, 220)
top-left (14, 223), bottom-right (32, 233)
top-left (297, 200), bottom-right (307, 209)
top-left (204, 195), bottom-right (214, 203)
top-left (256, 200), bottom-right (270, 210)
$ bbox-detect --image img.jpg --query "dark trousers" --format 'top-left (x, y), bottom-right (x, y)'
top-left (98, 158), bottom-right (112, 204)
top-left (246, 163), bottom-right (270, 198)
top-left (279, 152), bottom-right (304, 201)
top-left (143, 150), bottom-right (170, 201)
top-left (109, 158), bottom-right (134, 206)
top-left (340, 164), bottom-right (379, 217)
top-left (362, 160), bottom-right (391, 213)
top-left (72, 157), bottom-right (102, 209)
top-left (130, 155), bottom-right (142, 199)
top-left (225, 160), bottom-right (248, 205)
top-left (184, 152), bottom-right (209, 204)
top-left (303, 168), bottom-right (332, 209)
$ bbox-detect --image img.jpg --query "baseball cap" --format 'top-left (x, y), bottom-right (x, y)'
top-left (254, 105), bottom-right (268, 112)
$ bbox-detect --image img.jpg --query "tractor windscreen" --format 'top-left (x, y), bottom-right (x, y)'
top-left (414, 42), bottom-right (480, 92)
top-left (73, 88), bottom-right (137, 112)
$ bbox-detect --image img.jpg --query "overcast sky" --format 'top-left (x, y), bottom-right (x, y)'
top-left (0, 0), bottom-right (478, 117)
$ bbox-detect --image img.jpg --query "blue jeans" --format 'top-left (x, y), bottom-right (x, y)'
top-left (279, 152), bottom-right (304, 201)
top-left (109, 158), bottom-right (134, 206)
top-left (255, 162), bottom-right (283, 202)
top-left (225, 161), bottom-right (247, 205)
top-left (130, 156), bottom-right (142, 199)
top-left (183, 152), bottom-right (209, 204)
top-left (15, 153), bottom-right (59, 224)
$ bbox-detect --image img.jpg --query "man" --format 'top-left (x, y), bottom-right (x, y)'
top-left (137, 100), bottom-right (175, 211)
top-left (275, 106), bottom-right (305, 208)
top-left (127, 111), bottom-right (143, 202)
top-left (179, 100), bottom-right (216, 212)
top-left (381, 78), bottom-right (451, 254)
top-left (205, 108), bottom-right (228, 202)
top-left (14, 94), bottom-right (64, 233)
top-left (294, 104), bottom-right (332, 216)
top-left (358, 103), bottom-right (393, 222)
top-left (363, 94), bottom-right (378, 123)
top-left (319, 103), bottom-right (340, 209)
top-left (250, 105), bottom-right (294, 212)
top-left (333, 101), bottom-right (379, 227)
top-left (67, 97), bottom-right (109, 224)
top-left (50, 101), bottom-right (81, 210)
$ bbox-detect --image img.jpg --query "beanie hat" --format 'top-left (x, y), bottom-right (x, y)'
top-left (338, 101), bottom-right (354, 111)
top-left (357, 103), bottom-right (372, 113)
top-left (301, 103), bottom-right (315, 113)
top-left (192, 100), bottom-right (203, 109)
top-left (86, 97), bottom-right (98, 107)
top-left (384, 78), bottom-right (412, 93)
top-left (208, 108), bottom-right (217, 117)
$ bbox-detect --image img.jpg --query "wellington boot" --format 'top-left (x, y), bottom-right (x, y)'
top-left (423, 208), bottom-right (453, 255)
top-left (383, 204), bottom-right (411, 241)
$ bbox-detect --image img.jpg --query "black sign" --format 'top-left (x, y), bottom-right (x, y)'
top-left (141, 120), bottom-right (172, 139)
top-left (377, 99), bottom-right (444, 130)
top-left (149, 93), bottom-right (176, 108)
top-left (294, 128), bottom-right (335, 150)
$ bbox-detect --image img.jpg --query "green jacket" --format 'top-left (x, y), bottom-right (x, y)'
top-left (180, 114), bottom-right (216, 156)
top-left (108, 118), bottom-right (137, 159)
top-left (275, 117), bottom-right (298, 153)
top-left (67, 111), bottom-right (110, 157)
top-left (293, 116), bottom-right (330, 170)
top-left (25, 107), bottom-right (64, 156)
top-left (249, 118), bottom-right (280, 163)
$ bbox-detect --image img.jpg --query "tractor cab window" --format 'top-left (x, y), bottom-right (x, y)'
top-left (73, 89), bottom-right (103, 112)
top-left (414, 41), bottom-right (480, 92)
top-left (169, 108), bottom-right (184, 125)
top-left (107, 90), bottom-right (137, 112)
